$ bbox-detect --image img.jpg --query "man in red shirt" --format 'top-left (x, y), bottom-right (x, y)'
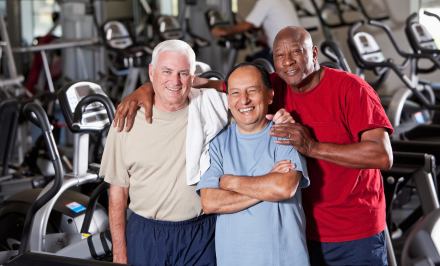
top-left (114, 27), bottom-right (393, 265)
top-left (268, 27), bottom-right (393, 266)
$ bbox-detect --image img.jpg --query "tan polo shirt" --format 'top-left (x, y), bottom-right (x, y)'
top-left (100, 106), bottom-right (202, 221)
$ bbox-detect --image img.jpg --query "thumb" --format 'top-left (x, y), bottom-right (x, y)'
top-left (266, 114), bottom-right (274, 121)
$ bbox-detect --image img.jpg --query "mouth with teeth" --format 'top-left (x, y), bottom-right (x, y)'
top-left (286, 68), bottom-right (298, 76)
top-left (166, 86), bottom-right (182, 92)
top-left (238, 107), bottom-right (254, 113)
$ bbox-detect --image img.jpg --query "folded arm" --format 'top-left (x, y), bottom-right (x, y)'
top-left (200, 188), bottom-right (260, 214)
top-left (220, 170), bottom-right (301, 202)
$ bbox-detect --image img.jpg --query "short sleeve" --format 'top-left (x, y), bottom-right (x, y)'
top-left (196, 137), bottom-right (224, 192)
top-left (275, 142), bottom-right (310, 189)
top-left (99, 125), bottom-right (130, 187)
top-left (345, 80), bottom-right (394, 141)
top-left (245, 0), bottom-right (269, 28)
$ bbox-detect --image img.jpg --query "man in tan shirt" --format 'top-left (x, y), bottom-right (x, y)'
top-left (100, 40), bottom-right (221, 266)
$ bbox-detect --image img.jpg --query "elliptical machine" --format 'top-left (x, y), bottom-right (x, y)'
top-left (0, 81), bottom-right (113, 257)
top-left (348, 20), bottom-right (440, 135)
top-left (1, 93), bottom-right (123, 265)
top-left (101, 19), bottom-right (153, 101)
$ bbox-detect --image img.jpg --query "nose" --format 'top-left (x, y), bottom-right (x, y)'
top-left (170, 72), bottom-right (182, 85)
top-left (282, 53), bottom-right (295, 67)
top-left (239, 91), bottom-right (250, 104)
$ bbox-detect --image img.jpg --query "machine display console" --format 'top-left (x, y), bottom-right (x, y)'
top-left (59, 81), bottom-right (111, 132)
top-left (353, 32), bottom-right (386, 63)
top-left (410, 23), bottom-right (437, 50)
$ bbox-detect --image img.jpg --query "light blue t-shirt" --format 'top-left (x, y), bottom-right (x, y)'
top-left (197, 121), bottom-right (310, 266)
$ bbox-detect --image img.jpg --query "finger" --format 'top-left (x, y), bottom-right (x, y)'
top-left (275, 139), bottom-right (293, 146)
top-left (278, 114), bottom-right (295, 124)
top-left (271, 124), bottom-right (299, 135)
top-left (266, 114), bottom-right (274, 121)
top-left (271, 123), bottom-right (295, 130)
top-left (274, 159), bottom-right (291, 165)
top-left (270, 128), bottom-right (292, 139)
top-left (272, 159), bottom-right (289, 169)
top-left (286, 117), bottom-right (295, 123)
top-left (281, 167), bottom-right (291, 173)
top-left (277, 162), bottom-right (294, 170)
top-left (114, 105), bottom-right (128, 132)
top-left (113, 105), bottom-right (121, 128)
top-left (272, 109), bottom-right (283, 123)
top-left (142, 100), bottom-right (153, 124)
top-left (124, 101), bottom-right (138, 131)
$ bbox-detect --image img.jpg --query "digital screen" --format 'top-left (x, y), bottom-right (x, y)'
top-left (360, 35), bottom-right (369, 48)
top-left (415, 25), bottom-right (425, 37)
top-left (75, 85), bottom-right (93, 98)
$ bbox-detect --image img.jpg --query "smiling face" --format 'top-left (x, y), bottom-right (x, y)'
top-left (149, 51), bottom-right (192, 112)
top-left (273, 27), bottom-right (319, 91)
top-left (227, 65), bottom-right (274, 134)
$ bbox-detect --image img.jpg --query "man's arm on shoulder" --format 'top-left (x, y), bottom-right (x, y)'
top-left (200, 188), bottom-right (260, 214)
top-left (108, 184), bottom-right (129, 264)
top-left (114, 83), bottom-right (154, 131)
top-left (220, 169), bottom-right (301, 202)
top-left (192, 76), bottom-right (225, 92)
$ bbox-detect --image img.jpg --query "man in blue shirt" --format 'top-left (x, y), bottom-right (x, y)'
top-left (197, 62), bottom-right (310, 266)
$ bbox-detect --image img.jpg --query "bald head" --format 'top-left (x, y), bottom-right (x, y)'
top-left (274, 26), bottom-right (313, 49)
top-left (272, 26), bottom-right (319, 90)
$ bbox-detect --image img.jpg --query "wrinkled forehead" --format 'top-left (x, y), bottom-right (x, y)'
top-left (274, 32), bottom-right (312, 51)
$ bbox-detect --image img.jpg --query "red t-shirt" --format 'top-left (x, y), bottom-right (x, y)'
top-left (269, 67), bottom-right (393, 242)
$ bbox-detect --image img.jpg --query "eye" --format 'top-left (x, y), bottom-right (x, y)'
top-left (292, 49), bottom-right (302, 55)
top-left (180, 72), bottom-right (190, 77)
top-left (162, 70), bottom-right (172, 75)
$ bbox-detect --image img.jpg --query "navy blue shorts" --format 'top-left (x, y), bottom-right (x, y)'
top-left (308, 231), bottom-right (388, 266)
top-left (126, 212), bottom-right (216, 266)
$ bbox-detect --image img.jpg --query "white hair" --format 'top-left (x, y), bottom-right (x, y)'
top-left (150, 40), bottom-right (196, 74)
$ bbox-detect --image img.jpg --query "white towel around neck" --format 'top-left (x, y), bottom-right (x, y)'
top-left (186, 88), bottom-right (229, 185)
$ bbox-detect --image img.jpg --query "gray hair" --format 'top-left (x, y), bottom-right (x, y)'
top-left (150, 40), bottom-right (196, 74)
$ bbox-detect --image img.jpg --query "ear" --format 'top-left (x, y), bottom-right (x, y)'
top-left (312, 45), bottom-right (319, 65)
top-left (267, 89), bottom-right (274, 105)
top-left (148, 64), bottom-right (154, 82)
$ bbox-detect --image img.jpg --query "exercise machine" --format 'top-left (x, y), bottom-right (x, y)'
top-left (401, 208), bottom-right (440, 266)
top-left (101, 19), bottom-right (152, 101)
top-left (0, 82), bottom-right (112, 257)
top-left (0, 99), bottom-right (122, 265)
top-left (348, 20), bottom-right (439, 134)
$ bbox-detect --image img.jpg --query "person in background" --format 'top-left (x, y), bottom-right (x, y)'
top-left (211, 0), bottom-right (300, 62)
